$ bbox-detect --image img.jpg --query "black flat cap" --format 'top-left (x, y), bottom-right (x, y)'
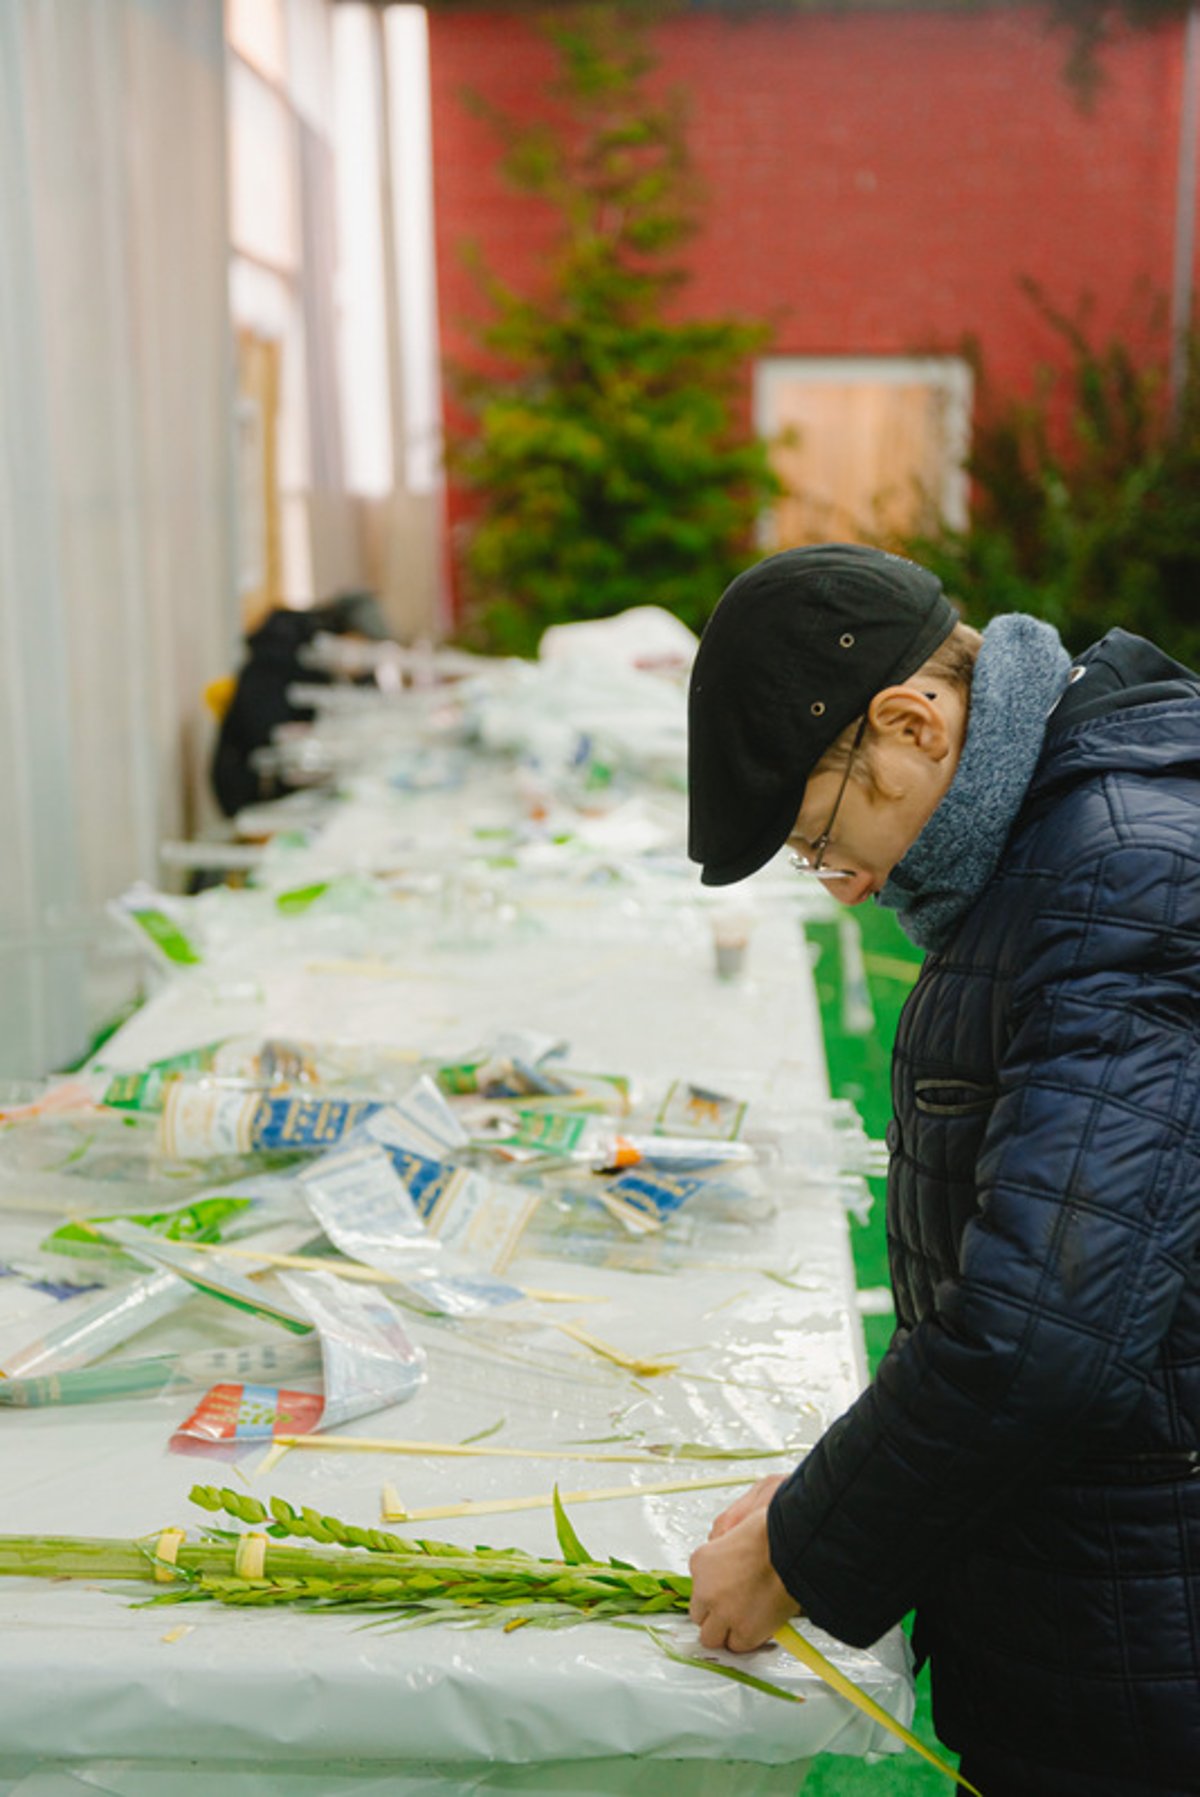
top-left (688, 544), bottom-right (957, 886)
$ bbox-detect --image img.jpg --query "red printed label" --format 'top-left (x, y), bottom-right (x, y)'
top-left (171, 1381), bottom-right (324, 1448)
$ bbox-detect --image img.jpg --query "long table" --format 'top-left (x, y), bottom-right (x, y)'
top-left (0, 686), bottom-right (910, 1793)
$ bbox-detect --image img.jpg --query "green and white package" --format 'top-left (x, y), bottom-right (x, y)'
top-left (109, 883), bottom-right (204, 969)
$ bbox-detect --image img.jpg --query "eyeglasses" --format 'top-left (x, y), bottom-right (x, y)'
top-left (789, 713), bottom-right (869, 882)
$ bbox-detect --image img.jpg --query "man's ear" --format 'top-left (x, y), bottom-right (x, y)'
top-left (867, 687), bottom-right (951, 761)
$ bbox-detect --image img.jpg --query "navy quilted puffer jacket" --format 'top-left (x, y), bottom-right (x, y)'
top-left (767, 631), bottom-right (1200, 1794)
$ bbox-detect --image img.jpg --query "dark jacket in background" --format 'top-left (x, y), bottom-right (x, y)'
top-left (211, 594), bottom-right (388, 818)
top-left (211, 608), bottom-right (329, 817)
top-left (767, 630), bottom-right (1200, 1795)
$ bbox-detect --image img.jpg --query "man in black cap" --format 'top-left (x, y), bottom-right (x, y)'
top-left (688, 543), bottom-right (960, 889)
top-left (685, 544), bottom-right (1200, 1796)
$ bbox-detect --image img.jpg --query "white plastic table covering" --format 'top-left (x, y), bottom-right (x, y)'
top-left (0, 820), bottom-right (909, 1792)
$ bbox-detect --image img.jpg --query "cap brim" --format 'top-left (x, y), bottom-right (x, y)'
top-left (698, 794), bottom-right (799, 885)
top-left (682, 575), bottom-right (955, 884)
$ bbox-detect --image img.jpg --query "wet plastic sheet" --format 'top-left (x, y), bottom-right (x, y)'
top-left (0, 1576), bottom-right (897, 1790)
top-left (0, 1167), bottom-right (902, 1788)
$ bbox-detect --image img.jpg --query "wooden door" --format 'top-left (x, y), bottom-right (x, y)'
top-left (757, 359), bottom-right (972, 550)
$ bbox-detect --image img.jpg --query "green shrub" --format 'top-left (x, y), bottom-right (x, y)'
top-left (901, 286), bottom-right (1200, 669)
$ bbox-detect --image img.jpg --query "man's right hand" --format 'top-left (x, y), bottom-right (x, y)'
top-left (707, 1473), bottom-right (788, 1539)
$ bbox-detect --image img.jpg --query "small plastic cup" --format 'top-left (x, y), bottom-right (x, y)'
top-left (712, 913), bottom-right (750, 980)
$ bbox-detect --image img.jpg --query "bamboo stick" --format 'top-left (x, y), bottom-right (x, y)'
top-left (380, 1472), bottom-right (753, 1523)
top-left (269, 1433), bottom-right (794, 1465)
top-left (176, 1240), bottom-right (594, 1305)
top-left (550, 1322), bottom-right (677, 1376)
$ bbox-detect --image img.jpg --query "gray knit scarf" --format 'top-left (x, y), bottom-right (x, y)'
top-left (876, 614), bottom-right (1071, 953)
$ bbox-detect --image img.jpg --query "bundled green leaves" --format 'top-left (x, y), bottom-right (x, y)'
top-left (0, 1485), bottom-right (692, 1622)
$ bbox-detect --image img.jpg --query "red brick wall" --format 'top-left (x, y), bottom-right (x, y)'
top-left (428, 5), bottom-right (1190, 597)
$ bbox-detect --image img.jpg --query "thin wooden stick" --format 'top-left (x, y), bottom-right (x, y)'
top-left (178, 1240), bottom-right (595, 1304)
top-left (271, 1433), bottom-right (790, 1465)
top-left (551, 1320), bottom-right (677, 1376)
top-left (380, 1472), bottom-right (752, 1523)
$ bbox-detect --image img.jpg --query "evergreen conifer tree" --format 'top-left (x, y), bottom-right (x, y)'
top-left (448, 4), bottom-right (780, 654)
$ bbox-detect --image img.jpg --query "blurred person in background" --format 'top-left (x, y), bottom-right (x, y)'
top-left (211, 589), bottom-right (390, 817)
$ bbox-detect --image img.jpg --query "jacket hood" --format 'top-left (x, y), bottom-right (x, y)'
top-left (1029, 628), bottom-right (1200, 805)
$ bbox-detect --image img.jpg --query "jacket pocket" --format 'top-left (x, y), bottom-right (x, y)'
top-left (914, 1078), bottom-right (998, 1117)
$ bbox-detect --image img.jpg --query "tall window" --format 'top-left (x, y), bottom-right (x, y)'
top-left (226, 0), bottom-right (337, 619)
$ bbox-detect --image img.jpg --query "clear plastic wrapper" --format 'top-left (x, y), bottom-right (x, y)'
top-left (108, 882), bottom-right (204, 970)
top-left (279, 1267), bottom-right (426, 1427)
top-left (216, 1036), bottom-right (424, 1098)
top-left (41, 1174), bottom-right (311, 1266)
top-left (158, 1079), bottom-right (382, 1159)
top-left (357, 1078), bottom-right (468, 1157)
top-left (0, 1079), bottom-right (105, 1124)
top-left (512, 1163), bottom-right (780, 1272)
top-left (0, 1104), bottom-right (164, 1206)
top-left (0, 1265), bottom-right (190, 1379)
top-left (143, 1253), bottom-right (426, 1445)
top-left (299, 1143), bottom-right (528, 1317)
top-left (102, 1036), bottom-right (431, 1111)
top-left (472, 1109), bottom-right (757, 1173)
top-left (100, 1041), bottom-right (228, 1112)
top-left (90, 1221), bottom-right (315, 1335)
top-left (345, 1071), bottom-right (831, 1272)
top-left (0, 1335), bottom-right (324, 1408)
top-left (0, 1100), bottom-right (309, 1218)
top-left (300, 1144), bottom-right (442, 1262)
top-left (0, 1256), bottom-right (111, 1379)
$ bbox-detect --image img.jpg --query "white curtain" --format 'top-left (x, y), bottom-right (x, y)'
top-left (0, 0), bottom-right (237, 1078)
